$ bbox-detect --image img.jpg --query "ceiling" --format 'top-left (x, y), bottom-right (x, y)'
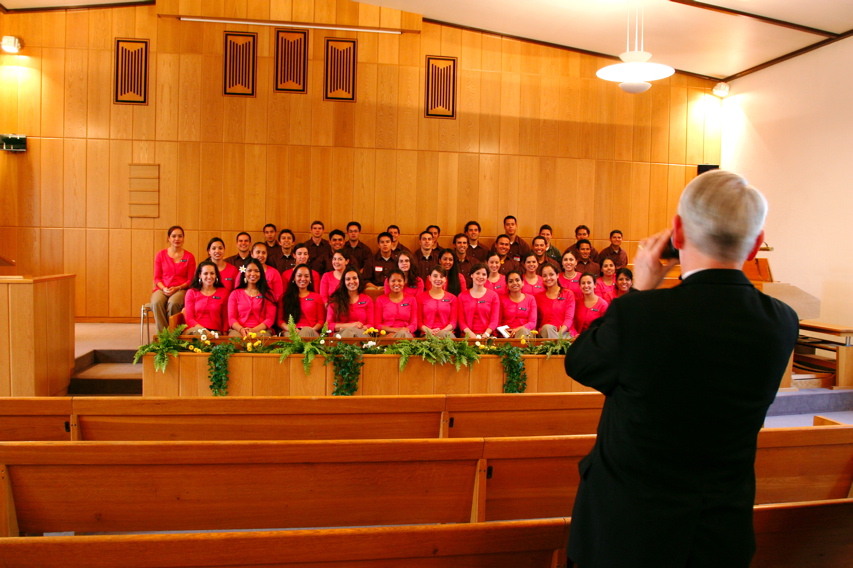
top-left (2, 0), bottom-right (852, 80)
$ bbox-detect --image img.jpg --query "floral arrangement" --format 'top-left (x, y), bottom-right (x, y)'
top-left (135, 324), bottom-right (572, 396)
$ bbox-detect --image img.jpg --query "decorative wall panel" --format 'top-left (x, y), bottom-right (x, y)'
top-left (324, 38), bottom-right (357, 102)
top-left (114, 39), bottom-right (149, 105)
top-left (224, 32), bottom-right (257, 97)
top-left (275, 30), bottom-right (309, 93)
top-left (425, 56), bottom-right (456, 119)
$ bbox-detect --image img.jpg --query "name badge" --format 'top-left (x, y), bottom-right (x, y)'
top-left (519, 307), bottom-right (528, 311)
top-left (225, 277), bottom-right (233, 281)
top-left (305, 297), bottom-right (314, 302)
top-left (441, 298), bottom-right (452, 303)
top-left (357, 301), bottom-right (367, 305)
top-left (402, 303), bottom-right (410, 307)
top-left (180, 259), bottom-right (188, 262)
top-left (512, 256), bottom-right (520, 262)
top-left (591, 308), bottom-right (600, 313)
top-left (213, 296), bottom-right (221, 300)
top-left (375, 266), bottom-right (382, 271)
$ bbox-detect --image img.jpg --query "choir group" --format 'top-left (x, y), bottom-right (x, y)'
top-left (150, 217), bottom-right (634, 339)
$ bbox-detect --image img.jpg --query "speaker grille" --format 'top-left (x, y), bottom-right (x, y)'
top-left (114, 39), bottom-right (149, 105)
top-left (324, 38), bottom-right (357, 102)
top-left (275, 30), bottom-right (308, 93)
top-left (224, 32), bottom-right (257, 96)
top-left (425, 56), bottom-right (457, 119)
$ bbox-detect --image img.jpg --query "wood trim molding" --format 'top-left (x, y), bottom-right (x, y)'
top-left (668, 0), bottom-right (839, 38)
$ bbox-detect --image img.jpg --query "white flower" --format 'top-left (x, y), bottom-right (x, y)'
top-left (212, 331), bottom-right (219, 338)
top-left (200, 334), bottom-right (208, 341)
top-left (239, 265), bottom-right (247, 273)
top-left (476, 335), bottom-right (482, 339)
top-left (475, 341), bottom-right (481, 347)
top-left (319, 340), bottom-right (325, 345)
top-left (335, 334), bottom-right (342, 339)
top-left (364, 341), bottom-right (376, 348)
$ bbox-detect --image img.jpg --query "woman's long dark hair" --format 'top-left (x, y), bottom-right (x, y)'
top-left (190, 260), bottom-right (223, 290)
top-left (439, 249), bottom-right (461, 296)
top-left (281, 264), bottom-right (315, 325)
top-left (397, 251), bottom-right (419, 288)
top-left (234, 258), bottom-right (273, 302)
top-left (329, 266), bottom-right (364, 320)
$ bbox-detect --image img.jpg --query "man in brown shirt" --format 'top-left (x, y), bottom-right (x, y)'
top-left (597, 229), bottom-right (629, 270)
top-left (301, 220), bottom-right (331, 267)
top-left (366, 232), bottom-right (398, 286)
top-left (387, 224), bottom-right (410, 256)
top-left (493, 234), bottom-right (521, 275)
top-left (225, 232), bottom-right (252, 268)
top-left (314, 230), bottom-right (346, 274)
top-left (465, 220), bottom-right (490, 262)
top-left (532, 235), bottom-right (559, 273)
top-left (345, 221), bottom-right (372, 271)
top-left (413, 231), bottom-right (440, 281)
top-left (452, 233), bottom-right (475, 287)
top-left (268, 229), bottom-right (297, 273)
top-left (574, 239), bottom-right (600, 276)
top-left (565, 224), bottom-right (599, 261)
top-left (262, 224), bottom-right (278, 256)
top-left (501, 215), bottom-right (530, 262)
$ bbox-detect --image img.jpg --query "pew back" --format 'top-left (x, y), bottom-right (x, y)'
top-left (0, 399), bottom-right (72, 441)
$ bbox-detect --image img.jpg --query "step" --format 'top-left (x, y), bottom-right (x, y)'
top-left (69, 359), bottom-right (142, 396)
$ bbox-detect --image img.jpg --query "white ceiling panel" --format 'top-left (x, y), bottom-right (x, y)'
top-left (706, 0), bottom-right (853, 35)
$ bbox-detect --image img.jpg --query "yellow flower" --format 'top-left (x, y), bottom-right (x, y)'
top-left (380, 330), bottom-right (386, 335)
top-left (247, 344), bottom-right (253, 352)
top-left (254, 340), bottom-right (261, 347)
top-left (249, 332), bottom-right (257, 339)
top-left (520, 338), bottom-right (527, 345)
top-left (204, 340), bottom-right (211, 345)
top-left (259, 330), bottom-right (267, 335)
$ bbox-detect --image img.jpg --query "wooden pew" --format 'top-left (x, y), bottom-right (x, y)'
top-left (0, 518), bottom-right (570, 568)
top-left (0, 398), bottom-right (72, 441)
top-left (796, 319), bottom-right (853, 389)
top-left (69, 396), bottom-right (447, 441)
top-left (0, 439), bottom-right (484, 536)
top-left (445, 392), bottom-right (604, 438)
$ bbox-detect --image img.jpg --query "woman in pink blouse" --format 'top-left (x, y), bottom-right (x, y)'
top-left (282, 244), bottom-right (321, 288)
top-left (499, 270), bottom-right (538, 338)
top-left (227, 258), bottom-right (277, 337)
top-left (458, 263), bottom-right (500, 339)
top-left (183, 260), bottom-right (228, 334)
top-left (206, 237), bottom-right (239, 293)
top-left (484, 252), bottom-right (508, 296)
top-left (574, 273), bottom-right (609, 334)
top-left (439, 248), bottom-right (467, 296)
top-left (558, 251), bottom-right (582, 302)
top-left (326, 267), bottom-right (374, 338)
top-left (383, 251), bottom-right (424, 296)
top-left (537, 264), bottom-right (576, 339)
top-left (417, 266), bottom-right (458, 338)
top-left (319, 249), bottom-right (349, 305)
top-left (595, 258), bottom-right (617, 300)
top-left (151, 225), bottom-right (196, 332)
top-left (375, 269), bottom-right (418, 338)
top-left (605, 267), bottom-right (634, 303)
top-left (278, 264), bottom-right (325, 338)
top-left (250, 242), bottom-right (284, 303)
top-left (520, 252), bottom-right (545, 296)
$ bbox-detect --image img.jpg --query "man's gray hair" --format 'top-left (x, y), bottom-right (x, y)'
top-left (678, 170), bottom-right (767, 263)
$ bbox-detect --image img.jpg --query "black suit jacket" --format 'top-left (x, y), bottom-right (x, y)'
top-left (564, 269), bottom-right (798, 568)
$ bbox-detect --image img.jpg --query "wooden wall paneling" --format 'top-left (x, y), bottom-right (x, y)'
top-left (111, 7), bottom-right (136, 40)
top-left (0, 53), bottom-right (17, 133)
top-left (178, 54), bottom-right (202, 141)
top-left (498, 72), bottom-right (520, 155)
top-left (478, 33), bottom-right (501, 73)
top-left (538, 74), bottom-right (559, 157)
top-left (109, 229), bottom-right (132, 317)
top-left (86, 228), bottom-right (110, 317)
top-left (352, 148), bottom-right (377, 231)
top-left (628, 162), bottom-right (652, 241)
top-left (0, 152), bottom-right (17, 230)
top-left (518, 73), bottom-right (541, 156)
top-left (377, 17), bottom-right (400, 65)
top-left (608, 161), bottom-right (634, 235)
top-left (478, 71), bottom-right (500, 155)
top-left (16, 48), bottom-right (41, 137)
top-left (375, 64), bottom-right (399, 149)
top-left (135, 5), bottom-right (158, 52)
top-left (520, 42), bottom-right (542, 76)
top-left (373, 149), bottom-right (397, 229)
top-left (63, 229), bottom-right (87, 316)
top-left (574, 159), bottom-right (597, 230)
top-left (15, 11), bottom-right (44, 48)
top-left (265, 145), bottom-right (289, 226)
top-left (667, 165), bottom-right (688, 221)
top-left (595, 82), bottom-right (617, 161)
top-left (17, 137), bottom-right (41, 229)
top-left (647, 164), bottom-right (671, 232)
top-left (668, 86), bottom-right (687, 165)
top-left (458, 69), bottom-right (481, 153)
top-left (110, 92), bottom-right (133, 140)
top-left (649, 83), bottom-right (670, 164)
top-left (394, 150), bottom-right (418, 233)
top-left (109, 140), bottom-right (132, 229)
top-left (87, 9), bottom-right (112, 50)
top-left (293, 0), bottom-right (315, 22)
top-left (632, 89), bottom-right (652, 163)
top-left (39, 47), bottom-right (65, 138)
top-left (131, 228), bottom-right (155, 313)
top-left (132, 51), bottom-right (157, 141)
top-left (307, 147), bottom-right (332, 226)
top-left (9, 282), bottom-right (36, 396)
top-left (287, 59), bottom-right (313, 146)
top-left (199, 143), bottom-right (224, 230)
top-left (0, 283), bottom-right (9, 396)
top-left (545, 159), bottom-right (573, 236)
top-left (288, 146), bottom-right (312, 229)
top-left (199, 0), bottom-right (224, 18)
top-left (415, 151), bottom-right (439, 230)
top-left (86, 49), bottom-right (110, 138)
top-left (222, 144), bottom-right (246, 231)
top-left (63, 141), bottom-right (86, 229)
top-left (65, 10), bottom-right (89, 49)
top-left (180, 21), bottom-right (204, 55)
top-left (613, 89), bottom-right (635, 162)
top-left (222, 99), bottom-right (248, 145)
top-left (557, 77), bottom-right (581, 159)
top-left (156, 11), bottom-right (181, 54)
top-left (156, 53), bottom-right (180, 141)
top-left (311, 53), bottom-right (335, 147)
top-left (200, 55), bottom-right (224, 142)
top-left (14, 228), bottom-right (40, 277)
top-left (182, 230), bottom-right (200, 266)
top-left (501, 37), bottom-right (521, 74)
top-left (685, 87), bottom-right (706, 165)
top-left (703, 88), bottom-right (722, 165)
top-left (577, 79), bottom-right (598, 160)
top-left (269, 0), bottom-right (293, 20)
top-left (267, 91), bottom-right (292, 145)
top-left (496, 155), bottom-right (519, 229)
top-left (40, 229), bottom-right (64, 276)
top-left (535, 156), bottom-right (557, 230)
top-left (246, 56), bottom-right (270, 143)
top-left (477, 154), bottom-right (499, 237)
top-left (436, 152), bottom-right (459, 232)
top-left (155, 141), bottom-right (179, 230)
top-left (456, 153), bottom-right (479, 226)
top-left (396, 65), bottom-right (419, 150)
top-left (515, 157), bottom-right (540, 233)
top-left (312, 0), bottom-right (335, 25)
top-left (244, 144), bottom-right (267, 231)
top-left (64, 49), bottom-right (88, 138)
top-left (40, 138), bottom-right (64, 228)
top-left (176, 142), bottom-right (201, 230)
top-left (333, 82), bottom-right (356, 148)
top-left (226, 0), bottom-right (249, 19)
top-left (246, 0), bottom-right (271, 21)
top-left (354, 63), bottom-right (378, 148)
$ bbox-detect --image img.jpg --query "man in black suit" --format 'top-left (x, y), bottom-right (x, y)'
top-left (564, 170), bottom-right (798, 568)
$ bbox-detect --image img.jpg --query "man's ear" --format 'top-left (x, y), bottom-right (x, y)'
top-left (746, 230), bottom-right (765, 261)
top-left (672, 215), bottom-right (685, 249)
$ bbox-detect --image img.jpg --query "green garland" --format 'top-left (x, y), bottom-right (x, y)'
top-left (208, 342), bottom-right (237, 396)
top-left (133, 324), bottom-right (190, 372)
top-left (495, 344), bottom-right (528, 393)
top-left (385, 334), bottom-right (480, 371)
top-left (325, 341), bottom-right (363, 396)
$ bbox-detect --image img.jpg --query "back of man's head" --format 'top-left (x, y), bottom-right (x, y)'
top-left (678, 170), bottom-right (767, 263)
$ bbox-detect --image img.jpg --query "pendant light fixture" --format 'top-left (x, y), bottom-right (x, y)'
top-left (596, 1), bottom-right (674, 94)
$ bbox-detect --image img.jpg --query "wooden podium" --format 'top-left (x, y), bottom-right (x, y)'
top-left (0, 274), bottom-right (75, 396)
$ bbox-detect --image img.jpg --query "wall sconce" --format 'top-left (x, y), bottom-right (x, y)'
top-left (713, 82), bottom-right (730, 98)
top-left (1, 36), bottom-right (22, 53)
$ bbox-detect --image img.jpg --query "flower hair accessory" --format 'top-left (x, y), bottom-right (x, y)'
top-left (239, 265), bottom-right (248, 273)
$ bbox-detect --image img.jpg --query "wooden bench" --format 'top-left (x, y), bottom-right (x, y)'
top-left (0, 518), bottom-right (571, 568)
top-left (795, 320), bottom-right (853, 389)
top-left (0, 393), bottom-right (605, 442)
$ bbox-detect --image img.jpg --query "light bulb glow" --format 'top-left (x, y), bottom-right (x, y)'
top-left (596, 61), bottom-right (675, 83)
